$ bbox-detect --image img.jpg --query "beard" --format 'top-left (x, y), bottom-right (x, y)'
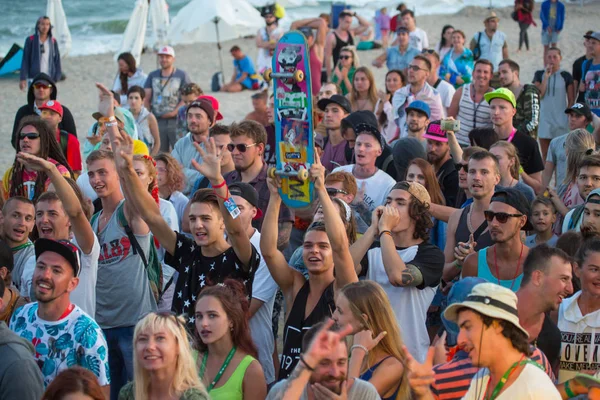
top-left (581, 224), bottom-right (600, 240)
top-left (309, 373), bottom-right (347, 394)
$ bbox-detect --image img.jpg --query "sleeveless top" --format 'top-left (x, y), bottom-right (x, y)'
top-left (455, 204), bottom-right (494, 251)
top-left (456, 84), bottom-right (493, 145)
top-left (208, 355), bottom-right (255, 400)
top-left (477, 247), bottom-right (524, 291)
top-left (332, 31), bottom-right (354, 67)
top-left (309, 46), bottom-right (322, 94)
top-left (278, 280), bottom-right (335, 380)
top-left (134, 107), bottom-right (153, 148)
top-left (359, 356), bottom-right (401, 400)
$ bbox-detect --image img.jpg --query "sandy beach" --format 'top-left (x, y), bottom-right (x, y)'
top-left (0, 3), bottom-right (598, 173)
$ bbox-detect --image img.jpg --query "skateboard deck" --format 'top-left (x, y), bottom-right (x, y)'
top-left (265, 31), bottom-right (314, 209)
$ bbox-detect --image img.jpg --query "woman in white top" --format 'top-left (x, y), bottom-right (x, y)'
top-left (128, 86), bottom-right (160, 155)
top-left (112, 52), bottom-right (147, 106)
top-left (376, 69), bottom-right (405, 144)
top-left (435, 25), bottom-right (454, 62)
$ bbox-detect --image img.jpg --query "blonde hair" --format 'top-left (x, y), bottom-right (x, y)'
top-left (132, 313), bottom-right (207, 400)
top-left (340, 281), bottom-right (411, 400)
top-left (338, 45), bottom-right (360, 69)
top-left (350, 66), bottom-right (378, 111)
top-left (490, 141), bottom-right (521, 180)
top-left (565, 129), bottom-right (596, 184)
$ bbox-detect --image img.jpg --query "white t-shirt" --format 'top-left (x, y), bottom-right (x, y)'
top-left (20, 234), bottom-right (100, 318)
top-left (463, 364), bottom-right (561, 399)
top-left (256, 26), bottom-right (284, 73)
top-left (39, 38), bottom-right (50, 75)
top-left (409, 28), bottom-right (429, 51)
top-left (332, 165), bottom-right (396, 212)
top-left (249, 229), bottom-right (278, 384)
top-left (434, 79), bottom-right (456, 112)
top-left (157, 199), bottom-right (180, 313)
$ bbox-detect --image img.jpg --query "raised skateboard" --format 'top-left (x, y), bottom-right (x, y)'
top-left (264, 31), bottom-right (314, 209)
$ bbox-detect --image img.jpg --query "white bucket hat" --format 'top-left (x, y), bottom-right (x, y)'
top-left (443, 282), bottom-right (529, 338)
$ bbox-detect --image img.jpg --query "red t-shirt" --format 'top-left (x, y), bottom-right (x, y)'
top-left (56, 130), bottom-right (82, 173)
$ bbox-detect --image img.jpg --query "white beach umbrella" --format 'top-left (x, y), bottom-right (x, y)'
top-left (114, 0), bottom-right (149, 64)
top-left (46, 0), bottom-right (72, 58)
top-left (168, 0), bottom-right (264, 73)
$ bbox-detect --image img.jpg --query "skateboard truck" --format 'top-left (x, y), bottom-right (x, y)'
top-left (268, 166), bottom-right (309, 182)
top-left (263, 68), bottom-right (304, 83)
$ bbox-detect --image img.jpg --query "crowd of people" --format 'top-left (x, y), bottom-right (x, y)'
top-left (3, 1), bottom-right (600, 399)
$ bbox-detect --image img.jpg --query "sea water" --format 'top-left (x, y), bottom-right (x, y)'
top-left (0, 0), bottom-right (520, 58)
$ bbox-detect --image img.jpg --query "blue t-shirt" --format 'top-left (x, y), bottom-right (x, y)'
top-left (582, 60), bottom-right (600, 117)
top-left (234, 56), bottom-right (258, 89)
top-left (386, 46), bottom-right (420, 71)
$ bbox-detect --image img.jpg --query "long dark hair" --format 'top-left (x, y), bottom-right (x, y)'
top-left (439, 25), bottom-right (454, 48)
top-left (11, 116), bottom-right (73, 202)
top-left (194, 279), bottom-right (258, 358)
top-left (379, 69), bottom-right (405, 127)
top-left (405, 158), bottom-right (446, 206)
top-left (117, 52), bottom-right (137, 94)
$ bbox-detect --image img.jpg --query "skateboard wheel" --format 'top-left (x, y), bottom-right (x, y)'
top-left (264, 69), bottom-right (272, 83)
top-left (297, 167), bottom-right (308, 182)
top-left (268, 167), bottom-right (277, 179)
top-left (293, 70), bottom-right (304, 82)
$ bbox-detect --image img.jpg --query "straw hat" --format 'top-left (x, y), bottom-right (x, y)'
top-left (485, 11), bottom-right (500, 22)
top-left (444, 282), bottom-right (529, 338)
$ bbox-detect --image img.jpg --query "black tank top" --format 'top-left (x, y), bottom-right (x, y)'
top-left (535, 313), bottom-right (562, 372)
top-left (278, 280), bottom-right (335, 380)
top-left (332, 31), bottom-right (354, 67)
top-left (455, 204), bottom-right (493, 251)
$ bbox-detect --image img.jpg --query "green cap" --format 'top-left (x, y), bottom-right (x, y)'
top-left (484, 88), bottom-right (516, 108)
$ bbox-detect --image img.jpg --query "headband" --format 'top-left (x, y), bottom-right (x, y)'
top-left (337, 199), bottom-right (352, 222)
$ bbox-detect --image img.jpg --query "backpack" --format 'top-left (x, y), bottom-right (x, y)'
top-left (91, 203), bottom-right (164, 303)
top-left (473, 32), bottom-right (483, 61)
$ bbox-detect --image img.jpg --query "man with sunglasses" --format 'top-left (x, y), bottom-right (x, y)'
top-left (172, 98), bottom-right (216, 195)
top-left (19, 16), bottom-right (61, 91)
top-left (462, 188), bottom-right (532, 292)
top-left (12, 73), bottom-right (77, 149)
top-left (393, 55), bottom-right (444, 138)
top-left (223, 121), bottom-right (293, 246)
top-left (324, 171), bottom-right (369, 233)
top-left (256, 5), bottom-right (284, 75)
top-left (9, 239), bottom-right (110, 396)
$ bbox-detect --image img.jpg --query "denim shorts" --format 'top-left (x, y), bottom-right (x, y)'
top-left (542, 30), bottom-right (559, 45)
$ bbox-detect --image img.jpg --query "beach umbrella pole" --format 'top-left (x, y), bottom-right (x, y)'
top-left (213, 17), bottom-right (224, 75)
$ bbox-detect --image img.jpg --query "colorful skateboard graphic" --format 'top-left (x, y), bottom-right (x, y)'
top-left (264, 31), bottom-right (314, 209)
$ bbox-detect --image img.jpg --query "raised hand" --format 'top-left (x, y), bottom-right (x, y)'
top-left (95, 83), bottom-right (115, 118)
top-left (312, 380), bottom-right (349, 400)
top-left (352, 182), bottom-right (366, 206)
top-left (369, 206), bottom-right (384, 238)
top-left (111, 128), bottom-right (134, 171)
top-left (190, 138), bottom-right (222, 183)
top-left (353, 329), bottom-right (387, 352)
top-left (454, 233), bottom-right (476, 262)
top-left (15, 152), bottom-right (54, 172)
top-left (266, 176), bottom-right (282, 198)
top-left (310, 151), bottom-right (327, 192)
top-left (378, 205), bottom-right (401, 232)
top-left (303, 319), bottom-right (353, 369)
top-left (405, 346), bottom-right (436, 399)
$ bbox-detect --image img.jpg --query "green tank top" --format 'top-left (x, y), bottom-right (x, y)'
top-left (202, 355), bottom-right (255, 400)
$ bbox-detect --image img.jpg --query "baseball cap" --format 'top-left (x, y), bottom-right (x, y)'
top-left (586, 188), bottom-right (600, 203)
top-left (396, 26), bottom-right (409, 34)
top-left (158, 46), bottom-right (175, 57)
top-left (317, 94), bottom-right (352, 114)
top-left (423, 120), bottom-right (447, 143)
top-left (229, 182), bottom-right (263, 220)
top-left (187, 99), bottom-right (216, 123)
top-left (92, 107), bottom-right (126, 124)
top-left (39, 100), bottom-right (63, 118)
top-left (565, 103), bottom-right (593, 121)
top-left (405, 100), bottom-right (431, 119)
top-left (441, 277), bottom-right (487, 344)
top-left (584, 32), bottom-right (600, 42)
top-left (444, 282), bottom-right (529, 338)
top-left (299, 27), bottom-right (314, 38)
top-left (198, 95), bottom-right (224, 121)
top-left (342, 111), bottom-right (385, 148)
top-left (35, 238), bottom-right (81, 277)
top-left (484, 11), bottom-right (500, 22)
top-left (392, 181), bottom-right (431, 207)
top-left (484, 88), bottom-right (516, 108)
top-left (491, 187), bottom-right (532, 230)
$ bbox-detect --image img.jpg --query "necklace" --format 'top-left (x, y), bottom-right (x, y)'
top-left (467, 208), bottom-right (474, 233)
top-left (493, 243), bottom-right (524, 290)
top-left (200, 346), bottom-right (237, 391)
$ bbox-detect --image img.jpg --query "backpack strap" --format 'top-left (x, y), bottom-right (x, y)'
top-left (568, 205), bottom-right (585, 231)
top-left (117, 203), bottom-right (149, 269)
top-left (59, 130), bottom-right (68, 155)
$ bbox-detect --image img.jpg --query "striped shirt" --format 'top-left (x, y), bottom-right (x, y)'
top-left (455, 84), bottom-right (493, 145)
top-left (431, 348), bottom-right (555, 400)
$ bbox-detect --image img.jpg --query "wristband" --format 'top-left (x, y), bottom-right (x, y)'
top-left (350, 344), bottom-right (368, 355)
top-left (105, 122), bottom-right (118, 128)
top-left (99, 116), bottom-right (116, 123)
top-left (564, 379), bottom-right (576, 398)
top-left (299, 354), bottom-right (315, 371)
top-left (518, 166), bottom-right (524, 175)
top-left (213, 180), bottom-right (227, 189)
top-left (379, 230), bottom-right (392, 239)
top-left (453, 259), bottom-right (463, 270)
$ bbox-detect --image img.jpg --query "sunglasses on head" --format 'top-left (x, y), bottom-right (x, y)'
top-left (455, 163), bottom-right (468, 172)
top-left (326, 188), bottom-right (348, 196)
top-left (227, 143), bottom-right (257, 153)
top-left (33, 83), bottom-right (52, 90)
top-left (19, 132), bottom-right (40, 140)
top-left (483, 210), bottom-right (523, 223)
top-left (339, 55), bottom-right (352, 60)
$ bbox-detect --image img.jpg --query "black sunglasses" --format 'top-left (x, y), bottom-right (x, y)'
top-left (484, 211), bottom-right (523, 224)
top-left (227, 143), bottom-right (257, 153)
top-left (339, 55), bottom-right (352, 60)
top-left (326, 188), bottom-right (348, 196)
top-left (455, 163), bottom-right (468, 172)
top-left (408, 65), bottom-right (427, 72)
top-left (421, 49), bottom-right (435, 54)
top-left (20, 132), bottom-right (40, 140)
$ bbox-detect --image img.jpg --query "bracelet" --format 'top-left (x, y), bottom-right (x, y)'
top-left (213, 180), bottom-right (227, 189)
top-left (299, 354), bottom-right (315, 371)
top-left (564, 379), bottom-right (576, 398)
top-left (453, 259), bottom-right (463, 270)
top-left (105, 122), bottom-right (118, 127)
top-left (99, 116), bottom-right (116, 123)
top-left (379, 230), bottom-right (392, 239)
top-left (350, 344), bottom-right (369, 355)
